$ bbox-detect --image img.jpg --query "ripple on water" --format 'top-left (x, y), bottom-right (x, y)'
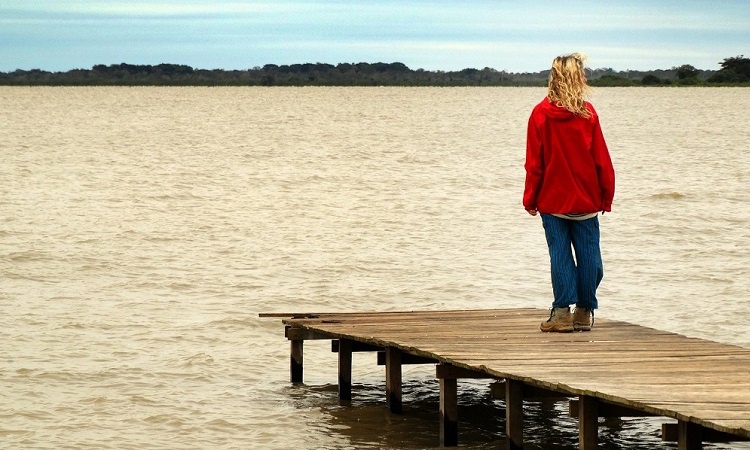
top-left (2, 86), bottom-right (749, 449)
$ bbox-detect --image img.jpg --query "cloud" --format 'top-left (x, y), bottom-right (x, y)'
top-left (3, 1), bottom-right (301, 16)
top-left (1, 0), bottom-right (748, 72)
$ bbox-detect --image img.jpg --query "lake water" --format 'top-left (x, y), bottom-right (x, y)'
top-left (1, 86), bottom-right (749, 449)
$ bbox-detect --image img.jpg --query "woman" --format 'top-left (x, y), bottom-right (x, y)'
top-left (523, 53), bottom-right (615, 332)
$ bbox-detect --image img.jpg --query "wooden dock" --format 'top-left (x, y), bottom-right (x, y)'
top-left (262, 308), bottom-right (750, 449)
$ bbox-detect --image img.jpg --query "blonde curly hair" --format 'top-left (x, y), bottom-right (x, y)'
top-left (547, 53), bottom-right (592, 118)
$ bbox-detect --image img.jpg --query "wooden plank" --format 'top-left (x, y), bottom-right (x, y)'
top-left (376, 351), bottom-right (437, 365)
top-left (331, 339), bottom-right (382, 353)
top-left (490, 381), bottom-right (571, 400)
top-left (279, 309), bottom-right (537, 326)
top-left (259, 312), bottom-right (325, 318)
top-left (436, 364), bottom-right (494, 379)
top-left (706, 421), bottom-right (750, 439)
top-left (285, 327), bottom-right (331, 341)
top-left (663, 422), bottom-right (750, 443)
top-left (569, 399), bottom-right (656, 418)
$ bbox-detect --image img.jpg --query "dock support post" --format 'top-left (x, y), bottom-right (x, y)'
top-left (385, 347), bottom-right (402, 413)
top-left (290, 339), bottom-right (303, 383)
top-left (505, 379), bottom-right (524, 450)
top-left (578, 395), bottom-right (599, 449)
top-left (338, 338), bottom-right (353, 401)
top-left (440, 377), bottom-right (458, 447)
top-left (677, 420), bottom-right (703, 450)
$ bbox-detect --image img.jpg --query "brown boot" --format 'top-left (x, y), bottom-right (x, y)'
top-left (573, 307), bottom-right (594, 331)
top-left (540, 307), bottom-right (574, 332)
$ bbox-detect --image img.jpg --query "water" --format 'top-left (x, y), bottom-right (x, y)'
top-left (1, 86), bottom-right (749, 449)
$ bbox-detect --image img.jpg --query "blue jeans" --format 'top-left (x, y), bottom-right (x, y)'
top-left (541, 214), bottom-right (603, 310)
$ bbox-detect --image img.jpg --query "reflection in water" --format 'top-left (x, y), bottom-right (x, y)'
top-left (290, 377), bottom-right (720, 449)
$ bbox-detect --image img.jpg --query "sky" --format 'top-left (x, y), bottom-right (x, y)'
top-left (1, 0), bottom-right (748, 73)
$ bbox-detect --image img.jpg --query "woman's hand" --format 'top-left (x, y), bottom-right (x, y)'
top-left (526, 208), bottom-right (538, 216)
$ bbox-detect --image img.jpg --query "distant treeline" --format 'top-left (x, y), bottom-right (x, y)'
top-left (1, 56), bottom-right (748, 87)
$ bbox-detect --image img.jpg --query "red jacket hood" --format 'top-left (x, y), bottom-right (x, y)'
top-left (538, 99), bottom-right (589, 121)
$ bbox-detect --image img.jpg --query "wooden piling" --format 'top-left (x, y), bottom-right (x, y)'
top-left (385, 347), bottom-right (402, 413)
top-left (338, 338), bottom-right (352, 401)
top-left (439, 377), bottom-right (458, 447)
top-left (678, 420), bottom-right (703, 450)
top-left (578, 396), bottom-right (599, 449)
top-left (505, 379), bottom-right (524, 450)
top-left (290, 338), bottom-right (303, 383)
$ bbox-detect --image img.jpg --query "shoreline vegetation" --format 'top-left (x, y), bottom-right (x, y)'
top-left (2, 56), bottom-right (748, 87)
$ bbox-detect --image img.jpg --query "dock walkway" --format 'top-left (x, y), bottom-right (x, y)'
top-left (263, 308), bottom-right (750, 449)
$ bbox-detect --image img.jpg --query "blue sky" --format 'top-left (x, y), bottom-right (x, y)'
top-left (1, 0), bottom-right (748, 73)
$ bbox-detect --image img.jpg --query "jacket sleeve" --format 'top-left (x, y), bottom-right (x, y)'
top-left (592, 116), bottom-right (615, 212)
top-left (523, 111), bottom-right (544, 210)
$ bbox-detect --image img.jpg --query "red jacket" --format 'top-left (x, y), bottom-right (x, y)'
top-left (523, 98), bottom-right (615, 214)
